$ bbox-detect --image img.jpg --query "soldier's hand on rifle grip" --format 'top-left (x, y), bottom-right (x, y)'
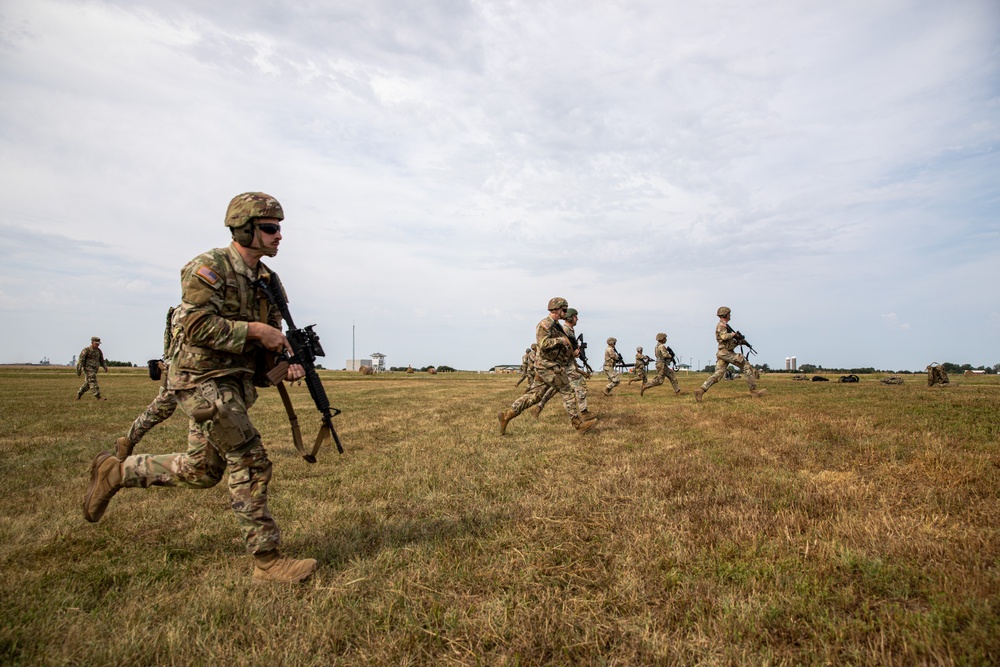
top-left (247, 322), bottom-right (291, 354)
top-left (286, 363), bottom-right (305, 382)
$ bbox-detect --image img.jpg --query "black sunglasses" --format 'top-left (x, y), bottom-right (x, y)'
top-left (257, 223), bottom-right (281, 234)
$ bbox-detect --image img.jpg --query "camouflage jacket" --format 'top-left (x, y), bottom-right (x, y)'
top-left (534, 315), bottom-right (572, 371)
top-left (715, 321), bottom-right (739, 354)
top-left (519, 351), bottom-right (531, 374)
top-left (604, 346), bottom-right (619, 370)
top-left (168, 244), bottom-right (283, 390)
top-left (655, 342), bottom-right (673, 365)
top-left (77, 346), bottom-right (106, 373)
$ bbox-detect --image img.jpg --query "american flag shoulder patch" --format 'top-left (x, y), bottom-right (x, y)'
top-left (195, 265), bottom-right (220, 286)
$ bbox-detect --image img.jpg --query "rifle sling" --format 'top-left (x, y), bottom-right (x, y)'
top-left (275, 381), bottom-right (321, 463)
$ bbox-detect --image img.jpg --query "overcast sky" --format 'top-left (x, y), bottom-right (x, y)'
top-left (2, 0), bottom-right (998, 372)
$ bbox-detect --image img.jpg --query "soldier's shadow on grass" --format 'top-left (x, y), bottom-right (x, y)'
top-left (305, 510), bottom-right (513, 569)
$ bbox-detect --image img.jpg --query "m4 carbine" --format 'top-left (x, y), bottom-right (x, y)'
top-left (575, 333), bottom-right (595, 375)
top-left (725, 324), bottom-right (757, 357)
top-left (251, 276), bottom-right (344, 461)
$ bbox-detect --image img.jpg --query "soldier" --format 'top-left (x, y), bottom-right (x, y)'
top-left (602, 337), bottom-right (622, 396)
top-left (628, 346), bottom-right (648, 385)
top-left (114, 306), bottom-right (182, 460)
top-left (498, 298), bottom-right (598, 435)
top-left (522, 343), bottom-right (539, 393)
top-left (640, 333), bottom-right (682, 397)
top-left (532, 307), bottom-right (592, 420)
top-left (515, 347), bottom-right (532, 386)
top-left (83, 191), bottom-right (318, 584)
top-left (694, 307), bottom-right (766, 402)
top-left (75, 336), bottom-right (109, 400)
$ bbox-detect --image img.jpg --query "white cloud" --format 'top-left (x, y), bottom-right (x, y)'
top-left (0, 0), bottom-right (997, 370)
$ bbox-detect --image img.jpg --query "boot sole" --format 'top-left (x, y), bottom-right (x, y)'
top-left (83, 451), bottom-right (113, 523)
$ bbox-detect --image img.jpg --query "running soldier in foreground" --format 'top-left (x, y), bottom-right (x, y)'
top-left (83, 192), bottom-right (317, 584)
top-left (602, 337), bottom-right (622, 396)
top-left (640, 333), bottom-right (682, 397)
top-left (75, 337), bottom-right (109, 400)
top-left (532, 307), bottom-right (592, 420)
top-left (694, 307), bottom-right (766, 402)
top-left (498, 298), bottom-right (598, 435)
top-left (114, 306), bottom-right (181, 460)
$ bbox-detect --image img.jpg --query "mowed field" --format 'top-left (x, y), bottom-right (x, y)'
top-left (1, 366), bottom-right (997, 666)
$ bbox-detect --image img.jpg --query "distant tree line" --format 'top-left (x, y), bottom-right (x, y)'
top-left (389, 365), bottom-right (457, 372)
top-left (105, 360), bottom-right (135, 367)
top-left (739, 362), bottom-right (1000, 375)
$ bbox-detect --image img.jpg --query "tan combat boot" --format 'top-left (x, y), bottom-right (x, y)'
top-left (498, 410), bottom-right (514, 435)
top-left (83, 452), bottom-right (123, 523)
top-left (694, 388), bottom-right (704, 403)
top-left (580, 409), bottom-right (595, 420)
top-left (674, 388), bottom-right (684, 396)
top-left (530, 406), bottom-right (542, 419)
top-left (751, 389), bottom-right (768, 398)
top-left (639, 384), bottom-right (647, 397)
top-left (253, 551), bottom-right (318, 584)
top-left (115, 436), bottom-right (133, 461)
top-left (572, 415), bottom-right (598, 434)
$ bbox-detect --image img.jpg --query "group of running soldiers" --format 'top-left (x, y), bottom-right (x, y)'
top-left (499, 300), bottom-right (766, 436)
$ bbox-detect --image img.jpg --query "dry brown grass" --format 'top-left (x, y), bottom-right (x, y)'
top-left (0, 367), bottom-right (997, 665)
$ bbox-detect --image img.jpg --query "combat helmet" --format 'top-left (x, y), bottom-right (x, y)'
top-left (547, 297), bottom-right (568, 311)
top-left (717, 306), bottom-right (731, 318)
top-left (225, 192), bottom-right (284, 256)
top-left (564, 307), bottom-right (578, 318)
top-left (607, 337), bottom-right (617, 345)
top-left (656, 332), bottom-right (667, 342)
top-left (91, 336), bottom-right (101, 343)
top-left (636, 346), bottom-right (643, 353)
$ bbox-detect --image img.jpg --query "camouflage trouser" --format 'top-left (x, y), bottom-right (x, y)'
top-left (629, 366), bottom-right (647, 384)
top-left (538, 365), bottom-right (588, 414)
top-left (120, 376), bottom-right (280, 555)
top-left (645, 362), bottom-right (680, 392)
top-left (77, 371), bottom-right (101, 398)
top-left (701, 352), bottom-right (757, 392)
top-left (509, 366), bottom-right (578, 421)
top-left (604, 368), bottom-right (620, 393)
top-left (125, 386), bottom-right (179, 446)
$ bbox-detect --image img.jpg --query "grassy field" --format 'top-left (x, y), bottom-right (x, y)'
top-left (1, 366), bottom-right (997, 665)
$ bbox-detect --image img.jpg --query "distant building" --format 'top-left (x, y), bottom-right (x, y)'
top-left (345, 358), bottom-right (372, 371)
top-left (371, 352), bottom-right (386, 373)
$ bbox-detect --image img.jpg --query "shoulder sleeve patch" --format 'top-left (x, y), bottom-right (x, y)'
top-left (195, 265), bottom-right (221, 287)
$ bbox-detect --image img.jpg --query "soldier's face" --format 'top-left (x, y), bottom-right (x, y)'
top-left (257, 218), bottom-right (282, 255)
top-left (91, 342), bottom-right (100, 349)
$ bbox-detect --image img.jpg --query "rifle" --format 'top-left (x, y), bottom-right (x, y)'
top-left (251, 276), bottom-right (344, 462)
top-left (575, 333), bottom-right (594, 375)
top-left (725, 324), bottom-right (757, 357)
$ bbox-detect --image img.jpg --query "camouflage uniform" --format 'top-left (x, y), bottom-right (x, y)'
top-left (536, 319), bottom-right (588, 415)
top-left (628, 348), bottom-right (648, 385)
top-left (502, 307), bottom-right (581, 426)
top-left (698, 314), bottom-right (760, 398)
top-left (603, 340), bottom-right (621, 395)
top-left (76, 339), bottom-right (108, 399)
top-left (522, 345), bottom-right (538, 392)
top-left (642, 337), bottom-right (681, 394)
top-left (120, 244), bottom-right (284, 555)
top-left (124, 307), bottom-right (181, 449)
